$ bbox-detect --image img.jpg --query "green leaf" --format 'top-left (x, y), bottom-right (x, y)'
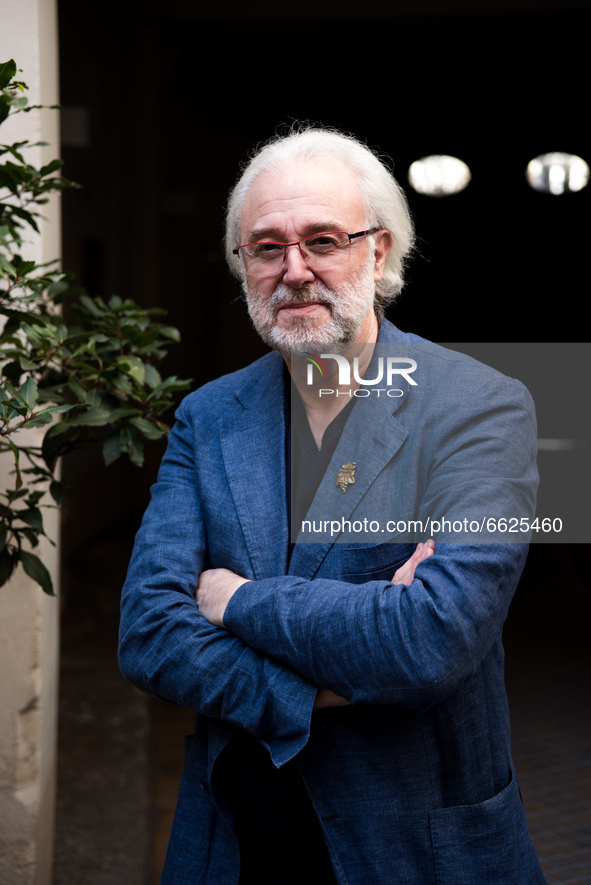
top-left (158, 325), bottom-right (181, 342)
top-left (106, 407), bottom-right (141, 422)
top-left (2, 161), bottom-right (30, 184)
top-left (20, 465), bottom-right (52, 482)
top-left (147, 375), bottom-right (193, 402)
top-left (26, 491), bottom-right (45, 506)
top-left (3, 378), bottom-right (22, 399)
top-left (19, 507), bottom-right (43, 530)
top-left (0, 60), bottom-right (17, 90)
top-left (7, 437), bottom-right (22, 489)
top-left (67, 377), bottom-right (86, 400)
top-left (0, 307), bottom-right (46, 326)
top-left (41, 421), bottom-right (70, 468)
top-left (20, 550), bottom-right (54, 595)
top-left (0, 168), bottom-right (18, 191)
top-left (0, 254), bottom-right (17, 276)
top-left (82, 388), bottom-right (102, 407)
top-left (6, 488), bottom-right (28, 503)
top-left (38, 403), bottom-right (75, 416)
top-left (78, 294), bottom-right (104, 316)
top-left (126, 356), bottom-right (145, 386)
top-left (0, 403), bottom-right (19, 422)
top-left (21, 321), bottom-right (54, 343)
top-left (19, 376), bottom-right (38, 409)
top-left (66, 407), bottom-right (111, 426)
top-left (12, 259), bottom-right (37, 277)
top-left (39, 158), bottom-right (63, 176)
top-left (48, 279), bottom-right (69, 298)
top-left (0, 548), bottom-right (16, 587)
top-left (0, 146), bottom-right (25, 163)
top-left (113, 376), bottom-right (134, 396)
top-left (119, 425), bottom-right (145, 468)
top-left (102, 433), bottom-right (122, 466)
top-left (24, 411), bottom-right (54, 428)
top-left (129, 417), bottom-right (163, 440)
top-left (0, 398), bottom-right (26, 418)
top-left (144, 363), bottom-right (162, 390)
top-left (4, 204), bottom-right (40, 232)
top-left (49, 480), bottom-right (66, 504)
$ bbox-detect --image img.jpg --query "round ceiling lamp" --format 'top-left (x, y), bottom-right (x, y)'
top-left (407, 154), bottom-right (471, 197)
top-left (525, 152), bottom-right (589, 195)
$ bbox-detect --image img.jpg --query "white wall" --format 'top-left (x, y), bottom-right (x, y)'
top-left (0, 2), bottom-right (61, 882)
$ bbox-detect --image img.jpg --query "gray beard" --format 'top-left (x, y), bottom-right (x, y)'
top-left (244, 260), bottom-right (376, 357)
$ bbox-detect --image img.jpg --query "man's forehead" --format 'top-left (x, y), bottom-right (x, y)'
top-left (244, 217), bottom-right (348, 242)
top-left (240, 158), bottom-right (365, 238)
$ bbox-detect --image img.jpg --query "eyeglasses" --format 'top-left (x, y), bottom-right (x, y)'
top-left (233, 230), bottom-right (375, 277)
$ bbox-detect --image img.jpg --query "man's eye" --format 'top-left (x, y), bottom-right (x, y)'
top-left (306, 236), bottom-right (340, 252)
top-left (254, 242), bottom-right (283, 256)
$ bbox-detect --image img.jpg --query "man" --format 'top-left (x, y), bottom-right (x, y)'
top-left (119, 127), bottom-right (545, 884)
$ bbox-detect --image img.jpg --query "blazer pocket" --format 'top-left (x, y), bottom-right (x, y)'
top-left (429, 769), bottom-right (544, 885)
top-left (341, 542), bottom-right (414, 582)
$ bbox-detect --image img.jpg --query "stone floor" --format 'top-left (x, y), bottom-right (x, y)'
top-left (54, 543), bottom-right (591, 885)
top-left (54, 535), bottom-right (152, 885)
top-left (506, 636), bottom-right (591, 885)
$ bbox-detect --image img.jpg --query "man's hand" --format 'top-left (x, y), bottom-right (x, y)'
top-left (313, 687), bottom-right (351, 709)
top-left (196, 568), bottom-right (249, 628)
top-left (392, 539), bottom-right (435, 585)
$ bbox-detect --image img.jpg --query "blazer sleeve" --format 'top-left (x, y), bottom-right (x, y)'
top-left (118, 399), bottom-right (317, 767)
top-left (222, 375), bottom-right (538, 709)
top-left (223, 543), bottom-right (528, 710)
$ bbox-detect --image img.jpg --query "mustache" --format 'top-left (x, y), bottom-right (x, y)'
top-left (268, 283), bottom-right (338, 311)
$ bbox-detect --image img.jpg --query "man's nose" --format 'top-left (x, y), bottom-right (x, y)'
top-left (280, 243), bottom-right (316, 288)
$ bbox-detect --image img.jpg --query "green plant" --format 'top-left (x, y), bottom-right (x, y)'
top-left (0, 59), bottom-right (191, 594)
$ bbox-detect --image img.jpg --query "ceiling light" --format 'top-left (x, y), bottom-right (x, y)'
top-left (526, 152), bottom-right (589, 195)
top-left (407, 155), bottom-right (471, 197)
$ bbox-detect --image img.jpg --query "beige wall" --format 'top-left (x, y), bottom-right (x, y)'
top-left (0, 2), bottom-right (61, 883)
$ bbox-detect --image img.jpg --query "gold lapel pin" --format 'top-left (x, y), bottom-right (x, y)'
top-left (336, 462), bottom-right (356, 493)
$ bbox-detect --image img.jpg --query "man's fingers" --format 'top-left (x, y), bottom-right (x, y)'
top-left (313, 688), bottom-right (350, 710)
top-left (391, 540), bottom-right (435, 585)
top-left (412, 539), bottom-right (435, 563)
top-left (417, 539), bottom-right (435, 560)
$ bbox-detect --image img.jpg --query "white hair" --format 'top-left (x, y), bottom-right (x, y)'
top-left (225, 126), bottom-right (415, 317)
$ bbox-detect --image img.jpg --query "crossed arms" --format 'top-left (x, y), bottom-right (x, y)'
top-left (119, 371), bottom-right (536, 764)
top-left (195, 542), bottom-right (435, 710)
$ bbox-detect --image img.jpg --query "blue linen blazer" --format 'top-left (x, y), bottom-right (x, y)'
top-left (119, 320), bottom-right (546, 884)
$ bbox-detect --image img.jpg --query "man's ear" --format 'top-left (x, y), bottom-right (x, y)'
top-left (373, 230), bottom-right (393, 282)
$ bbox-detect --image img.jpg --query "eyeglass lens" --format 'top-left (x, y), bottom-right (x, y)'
top-left (241, 232), bottom-right (352, 276)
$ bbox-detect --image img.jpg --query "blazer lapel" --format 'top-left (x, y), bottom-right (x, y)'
top-left (288, 320), bottom-right (415, 579)
top-left (220, 354), bottom-right (290, 580)
top-left (288, 393), bottom-right (409, 578)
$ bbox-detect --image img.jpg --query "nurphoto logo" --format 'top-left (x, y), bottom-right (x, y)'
top-left (304, 353), bottom-right (418, 398)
